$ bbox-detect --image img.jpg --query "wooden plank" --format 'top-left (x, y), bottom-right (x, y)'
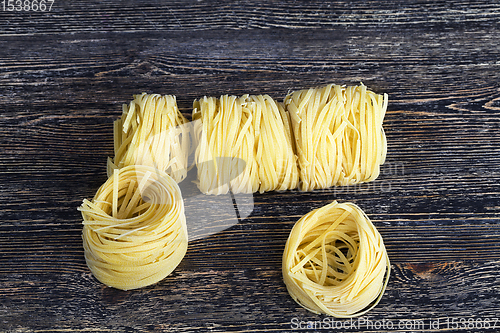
top-left (1, 0), bottom-right (499, 36)
top-left (1, 262), bottom-right (500, 332)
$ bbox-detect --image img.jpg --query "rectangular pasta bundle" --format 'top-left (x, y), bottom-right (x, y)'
top-left (108, 93), bottom-right (193, 183)
top-left (284, 84), bottom-right (388, 191)
top-left (192, 94), bottom-right (299, 194)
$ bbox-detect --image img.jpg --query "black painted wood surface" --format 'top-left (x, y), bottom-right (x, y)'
top-left (1, 1), bottom-right (500, 332)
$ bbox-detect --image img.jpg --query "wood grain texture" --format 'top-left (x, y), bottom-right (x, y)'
top-left (1, 0), bottom-right (499, 35)
top-left (1, 0), bottom-right (500, 332)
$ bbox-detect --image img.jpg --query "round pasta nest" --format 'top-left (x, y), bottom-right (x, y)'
top-left (80, 165), bottom-right (188, 291)
top-left (282, 201), bottom-right (390, 318)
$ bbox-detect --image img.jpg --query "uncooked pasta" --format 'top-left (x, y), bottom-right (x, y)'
top-left (79, 165), bottom-right (188, 291)
top-left (193, 94), bottom-right (298, 194)
top-left (284, 84), bottom-right (388, 191)
top-left (109, 93), bottom-right (192, 183)
top-left (282, 201), bottom-right (390, 318)
top-left (251, 94), bottom-right (299, 193)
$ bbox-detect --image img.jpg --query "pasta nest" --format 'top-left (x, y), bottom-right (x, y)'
top-left (282, 201), bottom-right (390, 317)
top-left (80, 165), bottom-right (188, 290)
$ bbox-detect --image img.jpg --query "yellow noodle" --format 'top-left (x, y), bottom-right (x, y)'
top-left (282, 201), bottom-right (390, 318)
top-left (108, 93), bottom-right (192, 183)
top-left (193, 94), bottom-right (298, 194)
top-left (79, 165), bottom-right (188, 291)
top-left (284, 84), bottom-right (388, 191)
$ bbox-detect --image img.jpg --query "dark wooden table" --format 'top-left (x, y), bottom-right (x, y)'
top-left (1, 1), bottom-right (500, 332)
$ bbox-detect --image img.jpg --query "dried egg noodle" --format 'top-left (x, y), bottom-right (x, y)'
top-left (193, 94), bottom-right (299, 194)
top-left (79, 165), bottom-right (188, 291)
top-left (285, 84), bottom-right (388, 191)
top-left (282, 201), bottom-right (390, 318)
top-left (109, 93), bottom-right (192, 183)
